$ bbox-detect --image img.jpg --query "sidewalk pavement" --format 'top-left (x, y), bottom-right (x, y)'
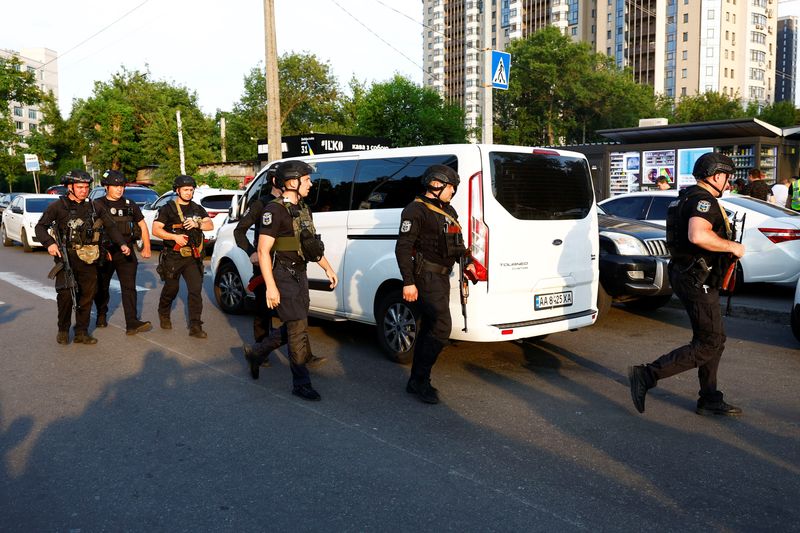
top-left (667, 282), bottom-right (795, 323)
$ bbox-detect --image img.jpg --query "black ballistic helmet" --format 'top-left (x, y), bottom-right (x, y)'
top-left (101, 169), bottom-right (126, 186)
top-left (61, 169), bottom-right (92, 185)
top-left (692, 153), bottom-right (735, 180)
top-left (422, 164), bottom-right (460, 190)
top-left (172, 175), bottom-right (197, 191)
top-left (265, 162), bottom-right (281, 188)
top-left (275, 160), bottom-right (313, 189)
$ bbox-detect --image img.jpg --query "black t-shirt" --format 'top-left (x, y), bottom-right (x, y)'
top-left (258, 198), bottom-right (302, 262)
top-left (155, 200), bottom-right (208, 249)
top-left (234, 193), bottom-right (277, 255)
top-left (674, 185), bottom-right (728, 264)
top-left (93, 196), bottom-right (144, 244)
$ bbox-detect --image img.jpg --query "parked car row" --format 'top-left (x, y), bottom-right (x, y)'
top-left (1, 194), bottom-right (59, 251)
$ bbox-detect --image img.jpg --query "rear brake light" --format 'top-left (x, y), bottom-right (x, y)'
top-left (532, 148), bottom-right (559, 156)
top-left (759, 227), bottom-right (800, 244)
top-left (468, 171), bottom-right (489, 281)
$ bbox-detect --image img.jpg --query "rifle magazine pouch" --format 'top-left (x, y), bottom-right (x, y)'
top-left (299, 229), bottom-right (324, 262)
top-left (75, 244), bottom-right (100, 264)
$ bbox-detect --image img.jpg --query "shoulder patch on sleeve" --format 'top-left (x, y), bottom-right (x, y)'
top-left (400, 219), bottom-right (412, 233)
top-left (696, 200), bottom-right (711, 213)
top-left (262, 211), bottom-right (272, 227)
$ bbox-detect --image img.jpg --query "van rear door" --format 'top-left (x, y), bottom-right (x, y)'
top-left (477, 148), bottom-right (598, 325)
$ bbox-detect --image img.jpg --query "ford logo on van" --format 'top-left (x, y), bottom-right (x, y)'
top-left (552, 239), bottom-right (563, 246)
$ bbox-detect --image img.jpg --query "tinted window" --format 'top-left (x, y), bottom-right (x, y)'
top-left (245, 171), bottom-right (269, 208)
top-left (153, 193), bottom-right (176, 209)
top-left (646, 196), bottom-right (674, 221)
top-left (723, 195), bottom-right (800, 217)
top-left (601, 197), bottom-right (650, 220)
top-left (25, 197), bottom-right (57, 213)
top-left (490, 152), bottom-right (594, 220)
top-left (124, 188), bottom-right (158, 205)
top-left (307, 160), bottom-right (356, 212)
top-left (352, 155), bottom-right (457, 210)
top-left (201, 194), bottom-right (237, 211)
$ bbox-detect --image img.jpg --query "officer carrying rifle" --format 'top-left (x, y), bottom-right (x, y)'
top-left (35, 170), bottom-right (128, 345)
top-left (152, 175), bottom-right (213, 338)
top-left (628, 153), bottom-right (746, 417)
top-left (395, 164), bottom-right (476, 404)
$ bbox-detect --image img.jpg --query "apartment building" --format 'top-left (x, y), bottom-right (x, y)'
top-left (423, 0), bottom-right (781, 131)
top-left (0, 47), bottom-right (59, 140)
top-left (775, 16), bottom-right (798, 103)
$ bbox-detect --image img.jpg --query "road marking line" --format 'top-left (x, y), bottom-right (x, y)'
top-left (0, 272), bottom-right (56, 300)
top-left (108, 279), bottom-right (150, 292)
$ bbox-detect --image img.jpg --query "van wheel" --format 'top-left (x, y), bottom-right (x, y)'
top-left (214, 262), bottom-right (246, 314)
top-left (596, 283), bottom-right (612, 320)
top-left (792, 304), bottom-right (800, 343)
top-left (1, 224), bottom-right (11, 246)
top-left (375, 290), bottom-right (420, 364)
top-left (21, 228), bottom-right (32, 253)
top-left (624, 294), bottom-right (673, 311)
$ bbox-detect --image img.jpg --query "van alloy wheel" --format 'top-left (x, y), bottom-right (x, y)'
top-left (375, 289), bottom-right (419, 364)
top-left (214, 262), bottom-right (245, 314)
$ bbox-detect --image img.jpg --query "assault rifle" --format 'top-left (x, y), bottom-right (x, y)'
top-left (47, 226), bottom-right (78, 310)
top-left (722, 212), bottom-right (746, 317)
top-left (459, 254), bottom-right (478, 332)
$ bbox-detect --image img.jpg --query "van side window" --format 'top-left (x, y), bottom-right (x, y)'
top-left (307, 160), bottom-right (357, 212)
top-left (245, 173), bottom-right (267, 208)
top-left (352, 155), bottom-right (458, 210)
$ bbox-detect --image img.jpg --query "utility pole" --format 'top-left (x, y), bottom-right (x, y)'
top-left (220, 116), bottom-right (227, 162)
top-left (481, 0), bottom-right (493, 145)
top-left (263, 0), bottom-right (282, 162)
top-left (176, 110), bottom-right (186, 175)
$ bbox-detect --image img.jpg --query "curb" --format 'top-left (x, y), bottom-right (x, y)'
top-left (666, 297), bottom-right (790, 325)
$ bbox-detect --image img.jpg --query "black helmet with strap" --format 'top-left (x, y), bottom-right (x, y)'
top-left (101, 169), bottom-right (126, 186)
top-left (172, 175), bottom-right (197, 191)
top-left (274, 160), bottom-right (313, 191)
top-left (61, 169), bottom-right (92, 185)
top-left (422, 164), bottom-right (460, 199)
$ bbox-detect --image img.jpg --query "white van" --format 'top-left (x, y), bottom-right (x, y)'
top-left (211, 144), bottom-right (599, 362)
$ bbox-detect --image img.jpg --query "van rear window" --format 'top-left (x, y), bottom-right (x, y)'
top-left (490, 152), bottom-right (594, 220)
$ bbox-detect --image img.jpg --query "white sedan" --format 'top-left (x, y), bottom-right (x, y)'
top-left (1, 194), bottom-right (59, 252)
top-left (599, 190), bottom-right (800, 285)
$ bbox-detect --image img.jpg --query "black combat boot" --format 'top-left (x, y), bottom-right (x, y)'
top-left (95, 315), bottom-right (108, 328)
top-left (159, 315), bottom-right (172, 330)
top-left (126, 320), bottom-right (152, 335)
top-left (696, 398), bottom-right (743, 416)
top-left (406, 378), bottom-right (440, 404)
top-left (56, 331), bottom-right (70, 345)
top-left (74, 331), bottom-right (98, 345)
top-left (189, 325), bottom-right (207, 338)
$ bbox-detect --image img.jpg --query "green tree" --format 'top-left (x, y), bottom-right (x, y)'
top-left (0, 55), bottom-right (43, 191)
top-left (494, 26), bottom-right (658, 146)
top-left (354, 75), bottom-right (466, 147)
top-left (755, 100), bottom-right (800, 127)
top-left (671, 91), bottom-right (747, 123)
top-left (225, 53), bottom-right (345, 160)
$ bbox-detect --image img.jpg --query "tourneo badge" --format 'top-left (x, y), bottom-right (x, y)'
top-left (262, 212), bottom-right (272, 226)
top-left (400, 220), bottom-right (412, 233)
top-left (697, 200), bottom-right (711, 213)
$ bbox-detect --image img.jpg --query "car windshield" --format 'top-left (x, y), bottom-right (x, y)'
top-left (723, 196), bottom-right (800, 218)
top-left (124, 188), bottom-right (159, 205)
top-left (26, 198), bottom-right (58, 212)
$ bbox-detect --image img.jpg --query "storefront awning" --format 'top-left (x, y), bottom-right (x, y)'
top-left (598, 118), bottom-right (783, 144)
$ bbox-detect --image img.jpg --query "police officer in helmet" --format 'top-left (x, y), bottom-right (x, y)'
top-left (395, 164), bottom-right (476, 404)
top-left (92, 169), bottom-right (153, 335)
top-left (629, 152), bottom-right (746, 416)
top-left (151, 175), bottom-right (213, 338)
top-left (35, 170), bottom-right (128, 345)
top-left (243, 160), bottom-right (337, 401)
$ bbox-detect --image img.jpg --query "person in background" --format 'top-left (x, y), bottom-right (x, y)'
top-left (747, 168), bottom-right (771, 201)
top-left (770, 176), bottom-right (790, 208)
top-left (731, 178), bottom-right (748, 195)
top-left (786, 176), bottom-right (800, 211)
top-left (655, 176), bottom-right (671, 190)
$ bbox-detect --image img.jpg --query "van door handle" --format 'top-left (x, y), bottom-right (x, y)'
top-left (552, 239), bottom-right (563, 246)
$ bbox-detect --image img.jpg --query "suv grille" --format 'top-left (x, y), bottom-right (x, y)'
top-left (644, 238), bottom-right (669, 257)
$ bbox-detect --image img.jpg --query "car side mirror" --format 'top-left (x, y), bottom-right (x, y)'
top-left (12, 206), bottom-right (23, 214)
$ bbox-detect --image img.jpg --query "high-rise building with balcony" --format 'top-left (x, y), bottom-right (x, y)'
top-left (0, 47), bottom-right (58, 140)
top-left (775, 16), bottom-right (798, 104)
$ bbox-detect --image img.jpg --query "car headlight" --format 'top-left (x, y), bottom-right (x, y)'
top-left (600, 231), bottom-right (649, 256)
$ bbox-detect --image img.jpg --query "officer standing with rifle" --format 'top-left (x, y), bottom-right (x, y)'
top-left (395, 165), bottom-right (476, 404)
top-left (243, 161), bottom-right (337, 401)
top-left (151, 175), bottom-right (213, 338)
top-left (92, 169), bottom-right (153, 335)
top-left (35, 170), bottom-right (129, 345)
top-left (629, 153), bottom-right (746, 416)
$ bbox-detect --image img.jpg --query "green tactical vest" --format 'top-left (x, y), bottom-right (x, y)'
top-left (792, 184), bottom-right (800, 211)
top-left (270, 198), bottom-right (317, 261)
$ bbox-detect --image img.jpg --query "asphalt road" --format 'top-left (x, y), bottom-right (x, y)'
top-left (0, 244), bottom-right (798, 532)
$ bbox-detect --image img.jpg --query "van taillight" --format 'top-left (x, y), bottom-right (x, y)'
top-left (468, 171), bottom-right (489, 281)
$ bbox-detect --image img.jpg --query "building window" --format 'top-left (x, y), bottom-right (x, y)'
top-left (708, 29), bottom-right (714, 38)
top-left (29, 123), bottom-right (37, 133)
top-left (707, 47), bottom-right (714, 57)
top-left (13, 107), bottom-right (22, 117)
top-left (684, 13), bottom-right (688, 23)
top-left (681, 87), bottom-right (687, 96)
top-left (751, 32), bottom-right (766, 45)
top-left (683, 32), bottom-right (689, 42)
top-left (28, 109), bottom-right (36, 120)
top-left (682, 50), bottom-right (688, 60)
top-left (15, 121), bottom-right (23, 130)
top-left (708, 9), bottom-right (715, 19)
top-left (707, 66), bottom-right (714, 76)
top-left (725, 67), bottom-right (729, 77)
top-left (682, 68), bottom-right (688, 78)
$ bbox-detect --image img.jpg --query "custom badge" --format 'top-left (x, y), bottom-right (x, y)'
top-left (400, 220), bottom-right (412, 233)
top-left (697, 200), bottom-right (711, 213)
top-left (262, 212), bottom-right (272, 226)
top-left (110, 207), bottom-right (117, 215)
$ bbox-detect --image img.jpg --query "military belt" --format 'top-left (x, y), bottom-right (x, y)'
top-left (421, 259), bottom-right (451, 275)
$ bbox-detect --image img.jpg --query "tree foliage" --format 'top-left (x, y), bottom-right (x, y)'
top-left (0, 56), bottom-right (44, 190)
top-left (354, 75), bottom-right (467, 147)
top-left (493, 27), bottom-right (657, 145)
top-left (669, 91), bottom-right (747, 123)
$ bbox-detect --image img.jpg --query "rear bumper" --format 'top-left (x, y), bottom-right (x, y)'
top-left (449, 309), bottom-right (597, 342)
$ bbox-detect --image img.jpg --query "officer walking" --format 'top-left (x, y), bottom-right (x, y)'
top-left (151, 175), bottom-right (213, 338)
top-left (629, 153), bottom-right (746, 416)
top-left (35, 170), bottom-right (129, 345)
top-left (92, 169), bottom-right (153, 335)
top-left (243, 161), bottom-right (337, 401)
top-left (395, 165), bottom-right (475, 404)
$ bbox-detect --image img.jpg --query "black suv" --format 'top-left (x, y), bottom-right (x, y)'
top-left (597, 205), bottom-right (673, 319)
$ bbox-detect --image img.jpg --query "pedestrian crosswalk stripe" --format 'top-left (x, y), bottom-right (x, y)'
top-left (0, 272), bottom-right (150, 302)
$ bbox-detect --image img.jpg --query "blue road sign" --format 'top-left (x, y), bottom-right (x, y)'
top-left (490, 50), bottom-right (511, 90)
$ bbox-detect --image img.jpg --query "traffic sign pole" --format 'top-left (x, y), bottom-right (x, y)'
top-left (482, 2), bottom-right (493, 145)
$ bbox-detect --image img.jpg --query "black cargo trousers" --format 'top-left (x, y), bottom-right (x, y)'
top-left (410, 270), bottom-right (452, 384)
top-left (95, 247), bottom-right (139, 328)
top-left (249, 261), bottom-right (312, 388)
top-left (157, 252), bottom-right (204, 328)
top-left (55, 250), bottom-right (98, 334)
top-left (646, 263), bottom-right (726, 402)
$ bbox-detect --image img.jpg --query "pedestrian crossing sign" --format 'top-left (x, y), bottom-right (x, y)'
top-left (490, 50), bottom-right (511, 90)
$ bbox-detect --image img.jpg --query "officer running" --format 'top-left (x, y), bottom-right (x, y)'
top-left (395, 164), bottom-right (475, 404)
top-left (92, 169), bottom-right (153, 335)
top-left (243, 160), bottom-right (337, 401)
top-left (151, 175), bottom-right (213, 338)
top-left (35, 170), bottom-right (128, 345)
top-left (629, 152), bottom-right (746, 416)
